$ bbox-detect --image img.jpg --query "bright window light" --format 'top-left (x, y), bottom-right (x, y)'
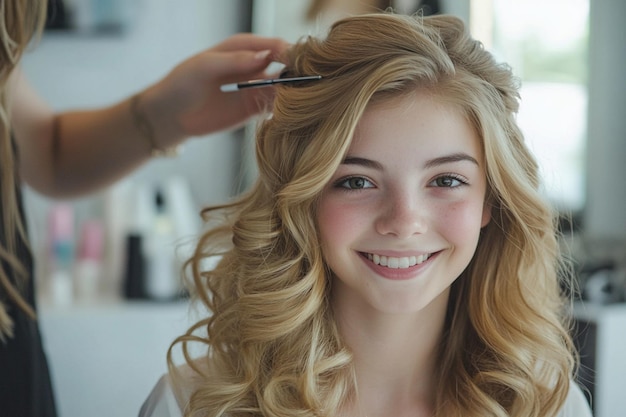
top-left (471, 0), bottom-right (589, 213)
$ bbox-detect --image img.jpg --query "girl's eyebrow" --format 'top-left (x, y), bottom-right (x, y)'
top-left (424, 152), bottom-right (479, 168)
top-left (342, 156), bottom-right (383, 170)
top-left (342, 152), bottom-right (479, 170)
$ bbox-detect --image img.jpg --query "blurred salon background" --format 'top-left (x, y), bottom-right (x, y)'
top-left (21, 0), bottom-right (625, 415)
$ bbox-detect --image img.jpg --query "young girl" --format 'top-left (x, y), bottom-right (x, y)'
top-left (140, 13), bottom-right (592, 417)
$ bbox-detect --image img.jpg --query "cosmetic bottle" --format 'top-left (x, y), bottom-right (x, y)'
top-left (144, 186), bottom-right (179, 301)
top-left (73, 219), bottom-right (104, 302)
top-left (108, 179), bottom-right (154, 300)
top-left (47, 204), bottom-right (75, 307)
top-left (163, 176), bottom-right (200, 273)
top-left (103, 179), bottom-right (133, 299)
top-left (123, 233), bottom-right (146, 299)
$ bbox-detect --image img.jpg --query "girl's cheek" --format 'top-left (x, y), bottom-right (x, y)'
top-left (436, 199), bottom-right (486, 236)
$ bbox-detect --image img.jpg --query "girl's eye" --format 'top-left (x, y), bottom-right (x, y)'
top-left (430, 174), bottom-right (467, 188)
top-left (336, 176), bottom-right (374, 190)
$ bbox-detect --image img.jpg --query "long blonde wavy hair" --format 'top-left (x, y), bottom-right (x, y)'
top-left (171, 13), bottom-right (576, 417)
top-left (0, 0), bottom-right (48, 341)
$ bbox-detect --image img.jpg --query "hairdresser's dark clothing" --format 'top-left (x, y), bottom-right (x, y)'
top-left (0, 139), bottom-right (58, 417)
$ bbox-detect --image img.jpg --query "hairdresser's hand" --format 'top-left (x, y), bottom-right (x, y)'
top-left (140, 33), bottom-right (289, 148)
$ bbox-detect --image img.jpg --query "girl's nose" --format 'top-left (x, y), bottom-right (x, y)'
top-left (374, 192), bottom-right (428, 239)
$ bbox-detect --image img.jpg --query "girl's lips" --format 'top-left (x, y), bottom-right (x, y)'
top-left (359, 251), bottom-right (439, 280)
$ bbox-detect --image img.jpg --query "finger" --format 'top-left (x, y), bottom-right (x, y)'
top-left (213, 33), bottom-right (290, 58)
top-left (212, 50), bottom-right (277, 80)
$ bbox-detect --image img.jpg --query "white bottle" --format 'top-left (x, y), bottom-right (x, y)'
top-left (144, 187), bottom-right (179, 301)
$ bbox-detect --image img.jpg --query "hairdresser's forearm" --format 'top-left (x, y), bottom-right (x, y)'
top-left (26, 86), bottom-right (185, 198)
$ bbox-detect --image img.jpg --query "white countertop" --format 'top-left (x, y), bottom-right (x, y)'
top-left (39, 299), bottom-right (202, 417)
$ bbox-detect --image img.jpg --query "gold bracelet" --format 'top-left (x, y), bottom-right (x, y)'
top-left (130, 93), bottom-right (180, 158)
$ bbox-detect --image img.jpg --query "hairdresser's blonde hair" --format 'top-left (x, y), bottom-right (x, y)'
top-left (172, 13), bottom-right (575, 417)
top-left (0, 0), bottom-right (48, 341)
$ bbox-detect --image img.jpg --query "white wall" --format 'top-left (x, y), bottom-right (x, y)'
top-left (20, 0), bottom-right (249, 265)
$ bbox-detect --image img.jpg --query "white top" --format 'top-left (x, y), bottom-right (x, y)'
top-left (138, 373), bottom-right (593, 417)
top-left (139, 374), bottom-right (183, 417)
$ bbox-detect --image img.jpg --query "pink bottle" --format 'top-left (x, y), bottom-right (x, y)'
top-left (74, 220), bottom-right (104, 302)
top-left (47, 204), bottom-right (75, 306)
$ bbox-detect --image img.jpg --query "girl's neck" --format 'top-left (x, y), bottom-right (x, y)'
top-left (332, 291), bottom-right (449, 417)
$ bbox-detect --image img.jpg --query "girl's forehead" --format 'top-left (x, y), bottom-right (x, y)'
top-left (363, 88), bottom-right (463, 118)
top-left (357, 91), bottom-right (468, 132)
top-left (348, 92), bottom-right (483, 164)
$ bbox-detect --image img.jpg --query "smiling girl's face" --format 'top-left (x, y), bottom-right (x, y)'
top-left (317, 92), bottom-right (491, 317)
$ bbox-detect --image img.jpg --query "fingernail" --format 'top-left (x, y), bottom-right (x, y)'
top-left (255, 50), bottom-right (271, 60)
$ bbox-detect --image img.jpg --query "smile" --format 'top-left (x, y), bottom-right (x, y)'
top-left (366, 252), bottom-right (431, 269)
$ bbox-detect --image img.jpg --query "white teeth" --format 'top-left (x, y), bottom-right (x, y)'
top-left (366, 253), bottom-right (430, 269)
